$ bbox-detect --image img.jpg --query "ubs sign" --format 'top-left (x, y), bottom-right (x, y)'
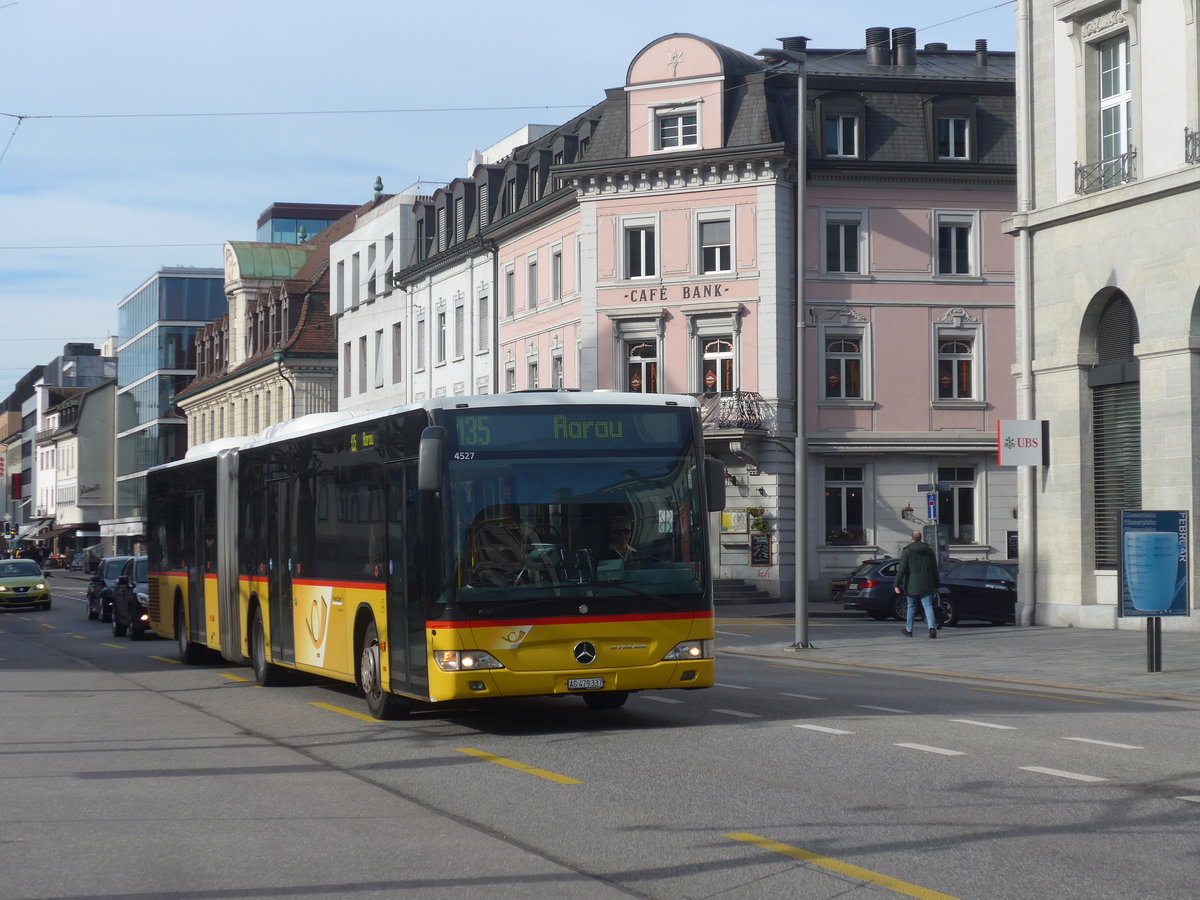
top-left (998, 420), bottom-right (1049, 466)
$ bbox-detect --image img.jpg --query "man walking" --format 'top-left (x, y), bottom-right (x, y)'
top-left (894, 529), bottom-right (941, 638)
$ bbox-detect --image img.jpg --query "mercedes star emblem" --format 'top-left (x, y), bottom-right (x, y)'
top-left (573, 641), bottom-right (597, 665)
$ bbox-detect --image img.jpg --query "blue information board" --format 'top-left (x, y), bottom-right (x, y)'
top-left (1119, 510), bottom-right (1189, 617)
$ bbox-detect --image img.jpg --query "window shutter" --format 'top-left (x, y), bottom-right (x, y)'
top-left (1092, 381), bottom-right (1141, 567)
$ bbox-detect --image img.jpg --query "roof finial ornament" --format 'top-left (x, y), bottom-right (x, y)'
top-left (373, 175), bottom-right (384, 202)
top-left (296, 225), bottom-right (308, 243)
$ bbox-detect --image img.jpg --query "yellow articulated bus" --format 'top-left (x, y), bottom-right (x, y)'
top-left (146, 391), bottom-right (726, 718)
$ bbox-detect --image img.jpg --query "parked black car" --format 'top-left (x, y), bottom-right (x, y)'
top-left (111, 556), bottom-right (151, 640)
top-left (938, 561), bottom-right (1018, 625)
top-left (87, 555), bottom-right (132, 622)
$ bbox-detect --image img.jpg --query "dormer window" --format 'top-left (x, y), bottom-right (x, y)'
top-left (924, 95), bottom-right (979, 162)
top-left (653, 105), bottom-right (699, 151)
top-left (813, 92), bottom-right (865, 160)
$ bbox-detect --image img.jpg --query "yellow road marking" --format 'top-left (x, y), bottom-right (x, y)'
top-left (968, 687), bottom-right (1102, 704)
top-left (219, 673), bottom-right (250, 683)
top-left (101, 642), bottom-right (124, 649)
top-left (311, 701), bottom-right (379, 723)
top-left (151, 656), bottom-right (180, 665)
top-left (725, 832), bottom-right (961, 900)
top-left (769, 665), bottom-right (862, 677)
top-left (457, 747), bottom-right (581, 785)
top-left (70, 634), bottom-right (86, 640)
top-left (40, 623), bottom-right (58, 630)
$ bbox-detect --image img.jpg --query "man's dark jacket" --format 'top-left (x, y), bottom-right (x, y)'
top-left (896, 540), bottom-right (940, 596)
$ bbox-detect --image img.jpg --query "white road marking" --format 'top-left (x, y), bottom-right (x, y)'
top-left (780, 692), bottom-right (826, 701)
top-left (1020, 766), bottom-right (1108, 783)
top-left (794, 724), bottom-right (854, 735)
top-left (1061, 737), bottom-right (1144, 750)
top-left (714, 682), bottom-right (752, 690)
top-left (1175, 796), bottom-right (1200, 804)
top-left (641, 695), bottom-right (684, 704)
top-left (712, 708), bottom-right (761, 719)
top-left (950, 718), bottom-right (1017, 730)
top-left (895, 743), bottom-right (965, 756)
top-left (716, 629), bottom-right (751, 637)
top-left (857, 705), bottom-right (909, 714)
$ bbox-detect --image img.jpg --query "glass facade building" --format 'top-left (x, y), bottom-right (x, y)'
top-left (255, 202), bottom-right (359, 244)
top-left (115, 268), bottom-right (225, 519)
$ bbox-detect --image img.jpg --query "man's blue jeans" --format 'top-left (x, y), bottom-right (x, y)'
top-left (906, 592), bottom-right (938, 632)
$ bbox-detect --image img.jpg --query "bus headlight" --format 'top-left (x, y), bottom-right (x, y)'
top-left (434, 650), bottom-right (505, 672)
top-left (662, 640), bottom-right (713, 661)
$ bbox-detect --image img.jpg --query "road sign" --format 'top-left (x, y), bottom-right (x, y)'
top-left (926, 492), bottom-right (937, 520)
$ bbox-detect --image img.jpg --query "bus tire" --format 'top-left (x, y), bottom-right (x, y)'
top-left (250, 604), bottom-right (286, 686)
top-left (359, 620), bottom-right (405, 720)
top-left (583, 691), bottom-right (629, 710)
top-left (176, 603), bottom-right (205, 665)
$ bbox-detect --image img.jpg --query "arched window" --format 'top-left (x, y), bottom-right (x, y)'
top-left (1089, 293), bottom-right (1140, 568)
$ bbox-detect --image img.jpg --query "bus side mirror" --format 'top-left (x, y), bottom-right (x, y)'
top-left (705, 458), bottom-right (727, 512)
top-left (417, 426), bottom-right (447, 492)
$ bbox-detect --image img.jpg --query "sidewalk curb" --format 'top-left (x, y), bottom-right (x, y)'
top-left (720, 645), bottom-right (1200, 704)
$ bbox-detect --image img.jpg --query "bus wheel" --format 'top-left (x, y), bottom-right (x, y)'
top-left (176, 604), bottom-right (205, 665)
top-left (359, 620), bottom-right (406, 720)
top-left (583, 691), bottom-right (629, 710)
top-left (250, 605), bottom-right (285, 686)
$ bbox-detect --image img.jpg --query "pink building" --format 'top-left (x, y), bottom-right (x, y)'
top-left (358, 29), bottom-right (1016, 602)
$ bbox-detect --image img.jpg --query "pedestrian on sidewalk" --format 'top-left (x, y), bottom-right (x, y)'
top-left (895, 529), bottom-right (941, 639)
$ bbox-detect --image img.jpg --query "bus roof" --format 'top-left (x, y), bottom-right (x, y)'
top-left (151, 391), bottom-right (701, 474)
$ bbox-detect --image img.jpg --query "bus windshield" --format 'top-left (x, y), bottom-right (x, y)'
top-left (441, 405), bottom-right (707, 614)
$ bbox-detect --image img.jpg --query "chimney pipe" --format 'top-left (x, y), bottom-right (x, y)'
top-left (924, 42), bottom-right (948, 52)
top-left (892, 27), bottom-right (917, 67)
top-left (780, 35), bottom-right (809, 53)
top-left (975, 38), bottom-right (989, 67)
top-left (865, 27), bottom-right (890, 67)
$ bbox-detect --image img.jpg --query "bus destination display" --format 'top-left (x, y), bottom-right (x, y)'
top-left (449, 408), bottom-right (685, 452)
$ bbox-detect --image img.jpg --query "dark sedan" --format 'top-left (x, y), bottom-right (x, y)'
top-left (111, 556), bottom-right (151, 640)
top-left (86, 555), bottom-right (132, 622)
top-left (938, 561), bottom-right (1018, 625)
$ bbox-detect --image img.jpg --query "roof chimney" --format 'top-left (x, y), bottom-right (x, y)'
top-left (779, 35), bottom-right (809, 53)
top-left (892, 27), bottom-right (917, 67)
top-left (865, 27), bottom-right (890, 67)
top-left (924, 42), bottom-right (948, 52)
top-left (975, 38), bottom-right (989, 67)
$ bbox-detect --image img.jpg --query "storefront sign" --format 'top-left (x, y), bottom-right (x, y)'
top-left (624, 283), bottom-right (731, 303)
top-left (998, 419), bottom-right (1049, 466)
top-left (1119, 510), bottom-right (1189, 618)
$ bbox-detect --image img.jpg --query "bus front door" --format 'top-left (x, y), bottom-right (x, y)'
top-left (266, 478), bottom-right (295, 665)
top-left (386, 463), bottom-right (428, 697)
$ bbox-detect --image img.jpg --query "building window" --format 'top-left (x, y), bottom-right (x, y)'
top-left (937, 466), bottom-right (976, 544)
top-left (527, 360), bottom-right (539, 389)
top-left (335, 261), bottom-right (345, 314)
top-left (824, 334), bottom-right (863, 399)
top-left (351, 253), bottom-right (361, 308)
top-left (416, 316), bottom-right (426, 370)
top-left (1099, 34), bottom-right (1132, 185)
top-left (936, 216), bottom-right (972, 275)
top-left (699, 219), bottom-right (731, 274)
top-left (824, 213), bottom-right (861, 274)
top-left (626, 340), bottom-right (658, 393)
top-left (823, 114), bottom-right (857, 157)
top-left (342, 342), bottom-right (352, 398)
top-left (936, 335), bottom-right (975, 399)
top-left (551, 247), bottom-right (563, 301)
top-left (454, 302), bottom-right (465, 358)
top-left (373, 329), bottom-right (384, 388)
top-left (505, 365), bottom-right (516, 392)
top-left (701, 337), bottom-right (734, 393)
top-left (504, 268), bottom-right (515, 317)
top-left (656, 109), bottom-right (698, 149)
top-left (504, 179), bottom-right (518, 216)
top-left (436, 311), bottom-right (447, 364)
top-left (552, 354), bottom-right (564, 388)
top-left (529, 166), bottom-right (540, 202)
top-left (527, 256), bottom-right (538, 310)
top-left (366, 243), bottom-right (377, 301)
top-left (937, 116), bottom-right (969, 160)
top-left (476, 295), bottom-right (488, 349)
top-left (454, 197), bottom-right (464, 243)
top-left (625, 225), bottom-right (656, 278)
top-left (357, 335), bottom-right (368, 394)
top-left (391, 323), bottom-right (403, 384)
top-left (824, 466), bottom-right (865, 545)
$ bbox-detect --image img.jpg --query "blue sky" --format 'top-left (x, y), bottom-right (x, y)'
top-left (0, 0), bottom-right (1016, 399)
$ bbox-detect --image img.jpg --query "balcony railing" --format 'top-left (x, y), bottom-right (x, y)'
top-left (1187, 127), bottom-right (1200, 165)
top-left (1075, 148), bottom-right (1137, 194)
top-left (691, 390), bottom-right (767, 431)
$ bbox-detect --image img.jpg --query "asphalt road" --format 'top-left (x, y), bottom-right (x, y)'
top-left (2, 574), bottom-right (1197, 900)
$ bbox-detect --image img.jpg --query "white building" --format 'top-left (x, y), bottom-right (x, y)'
top-left (1006, 0), bottom-right (1200, 630)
